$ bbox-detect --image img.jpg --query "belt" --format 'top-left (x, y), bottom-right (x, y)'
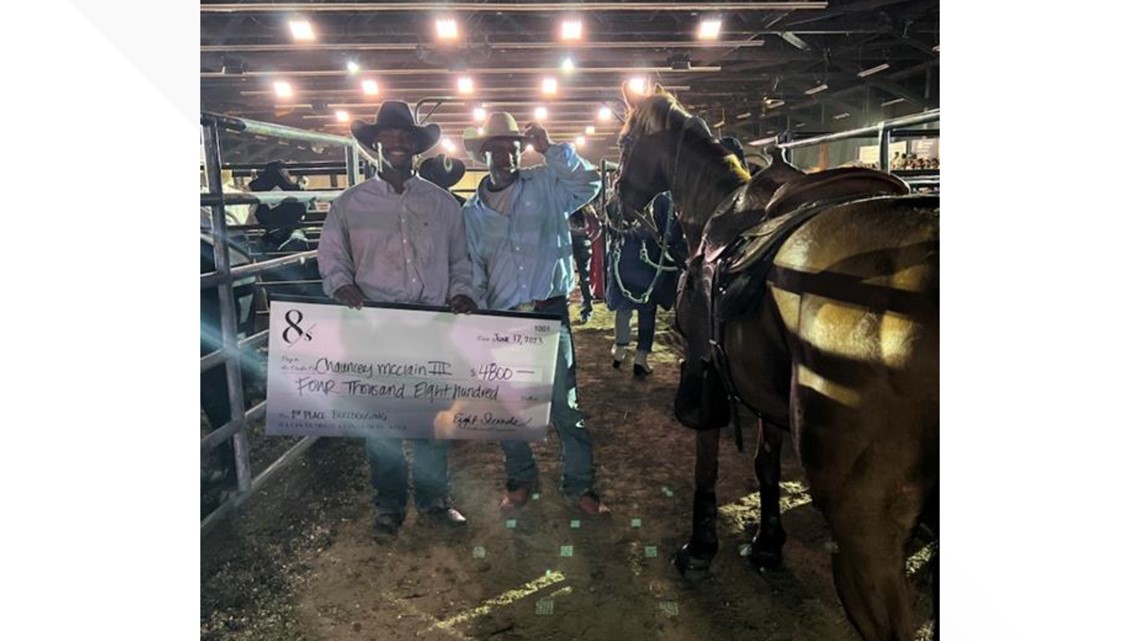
top-left (513, 296), bottom-right (566, 313)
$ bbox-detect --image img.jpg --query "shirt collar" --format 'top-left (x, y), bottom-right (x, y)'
top-left (371, 172), bottom-right (424, 195)
top-left (473, 171), bottom-right (536, 206)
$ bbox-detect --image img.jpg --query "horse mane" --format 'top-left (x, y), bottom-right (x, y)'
top-left (622, 91), bottom-right (750, 229)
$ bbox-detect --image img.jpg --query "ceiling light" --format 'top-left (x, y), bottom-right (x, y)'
top-left (804, 83), bottom-right (828, 95)
top-left (273, 81), bottom-right (293, 98)
top-left (585, 125), bottom-right (596, 135)
top-left (361, 79), bottom-right (379, 95)
top-left (441, 138), bottom-right (456, 153)
top-left (833, 112), bottom-right (850, 120)
top-left (575, 135), bottom-right (586, 146)
top-left (597, 106), bottom-right (613, 121)
top-left (346, 60), bottom-right (360, 74)
top-left (932, 44), bottom-right (940, 52)
top-left (473, 107), bottom-right (487, 122)
top-left (856, 63), bottom-right (891, 78)
top-left (436, 18), bottom-right (459, 41)
top-left (477, 127), bottom-right (485, 136)
top-left (882, 97), bottom-right (907, 107)
top-left (541, 77), bottom-right (558, 95)
top-left (458, 76), bottom-right (474, 94)
top-left (698, 18), bottom-right (722, 41)
top-left (561, 57), bottom-right (575, 74)
top-left (289, 19), bottom-right (315, 41)
top-left (736, 112), bottom-right (752, 120)
top-left (335, 110), bottom-right (349, 123)
top-left (765, 99), bottom-right (785, 108)
top-left (535, 106), bottom-right (548, 120)
top-left (561, 19), bottom-right (583, 41)
top-left (712, 119), bottom-right (725, 128)
top-left (628, 77), bottom-right (648, 95)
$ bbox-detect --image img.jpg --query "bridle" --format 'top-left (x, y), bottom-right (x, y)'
top-left (613, 103), bottom-right (703, 245)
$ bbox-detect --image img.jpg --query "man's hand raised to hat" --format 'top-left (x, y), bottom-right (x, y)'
top-left (333, 284), bottom-right (366, 310)
top-left (448, 294), bottom-right (478, 315)
top-left (524, 122), bottom-right (552, 154)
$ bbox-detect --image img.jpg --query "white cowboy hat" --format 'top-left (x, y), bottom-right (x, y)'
top-left (462, 112), bottom-right (528, 165)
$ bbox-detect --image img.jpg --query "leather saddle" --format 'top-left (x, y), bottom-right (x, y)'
top-left (675, 167), bottom-right (911, 435)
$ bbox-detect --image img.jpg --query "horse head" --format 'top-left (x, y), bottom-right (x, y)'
top-left (612, 82), bottom-right (753, 244)
top-left (610, 83), bottom-right (677, 226)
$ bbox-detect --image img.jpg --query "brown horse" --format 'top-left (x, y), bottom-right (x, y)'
top-left (613, 85), bottom-right (939, 641)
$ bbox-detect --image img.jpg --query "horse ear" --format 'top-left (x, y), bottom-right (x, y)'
top-left (621, 81), bottom-right (640, 108)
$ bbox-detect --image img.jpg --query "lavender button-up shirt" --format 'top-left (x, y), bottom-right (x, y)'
top-left (318, 174), bottom-right (473, 306)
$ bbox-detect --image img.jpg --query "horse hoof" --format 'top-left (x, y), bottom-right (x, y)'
top-left (748, 547), bottom-right (783, 570)
top-left (673, 544), bottom-right (714, 580)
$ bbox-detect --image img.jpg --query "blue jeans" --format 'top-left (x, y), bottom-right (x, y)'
top-left (366, 437), bottom-right (451, 516)
top-left (501, 298), bottom-right (596, 497)
top-left (614, 305), bottom-right (658, 353)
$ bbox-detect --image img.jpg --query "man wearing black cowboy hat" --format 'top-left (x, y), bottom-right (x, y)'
top-left (460, 111), bottom-right (610, 516)
top-left (317, 100), bottom-right (478, 536)
top-left (418, 153), bottom-right (468, 206)
top-left (248, 160), bottom-right (308, 251)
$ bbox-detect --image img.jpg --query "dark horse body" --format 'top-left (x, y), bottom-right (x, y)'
top-left (614, 87), bottom-right (938, 641)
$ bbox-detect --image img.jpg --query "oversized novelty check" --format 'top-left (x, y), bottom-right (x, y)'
top-left (266, 299), bottom-right (561, 440)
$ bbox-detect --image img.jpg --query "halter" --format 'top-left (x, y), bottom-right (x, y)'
top-left (610, 195), bottom-right (680, 305)
top-left (615, 102), bottom-right (704, 246)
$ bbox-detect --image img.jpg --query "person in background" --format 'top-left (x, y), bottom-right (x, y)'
top-left (248, 160), bottom-right (309, 252)
top-left (317, 100), bottom-right (478, 537)
top-left (569, 202), bottom-right (599, 323)
top-left (419, 153), bottom-right (469, 206)
top-left (460, 111), bottom-right (610, 516)
top-left (604, 190), bottom-right (687, 378)
top-left (200, 169), bottom-right (252, 230)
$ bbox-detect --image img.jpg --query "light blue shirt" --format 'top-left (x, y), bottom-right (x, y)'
top-left (462, 143), bottom-right (602, 311)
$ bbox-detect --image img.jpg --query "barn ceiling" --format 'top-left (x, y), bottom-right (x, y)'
top-left (201, 1), bottom-right (939, 167)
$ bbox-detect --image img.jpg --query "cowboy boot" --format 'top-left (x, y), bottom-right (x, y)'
top-left (633, 350), bottom-right (653, 378)
top-left (611, 343), bottom-right (630, 369)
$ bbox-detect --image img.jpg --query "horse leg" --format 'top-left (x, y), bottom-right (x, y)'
top-left (829, 511), bottom-right (914, 641)
top-left (673, 427), bottom-right (720, 579)
top-left (749, 417), bottom-right (787, 568)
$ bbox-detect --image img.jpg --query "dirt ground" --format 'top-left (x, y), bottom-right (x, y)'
top-left (201, 300), bottom-right (933, 641)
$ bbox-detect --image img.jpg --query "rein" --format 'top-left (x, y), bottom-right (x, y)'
top-left (611, 199), bottom-right (679, 305)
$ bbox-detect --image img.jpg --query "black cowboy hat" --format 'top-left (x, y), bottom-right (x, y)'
top-left (419, 154), bottom-right (466, 189)
top-left (248, 160), bottom-right (301, 192)
top-left (350, 101), bottom-right (441, 155)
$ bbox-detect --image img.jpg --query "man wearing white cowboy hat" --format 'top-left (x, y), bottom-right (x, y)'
top-left (461, 112), bottom-right (610, 516)
top-left (317, 100), bottom-right (478, 536)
